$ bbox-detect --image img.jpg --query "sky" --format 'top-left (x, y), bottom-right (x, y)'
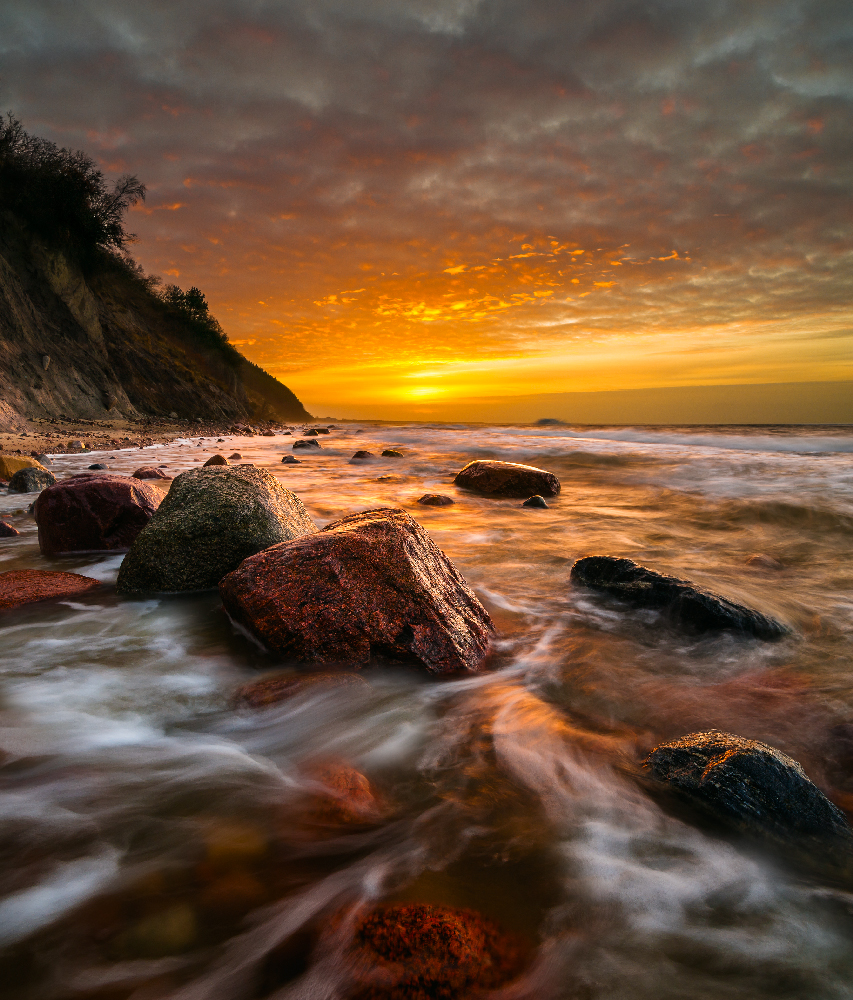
top-left (2, 0), bottom-right (852, 420)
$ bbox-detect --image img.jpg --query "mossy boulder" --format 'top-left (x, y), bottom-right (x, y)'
top-left (8, 467), bottom-right (56, 493)
top-left (117, 465), bottom-right (317, 594)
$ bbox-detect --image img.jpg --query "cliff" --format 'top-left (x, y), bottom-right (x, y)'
top-left (0, 212), bottom-right (312, 431)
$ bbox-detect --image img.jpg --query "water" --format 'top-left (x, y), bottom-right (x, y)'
top-left (2, 422), bottom-right (853, 999)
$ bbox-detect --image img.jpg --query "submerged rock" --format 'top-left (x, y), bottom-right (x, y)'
top-left (381, 449), bottom-right (403, 457)
top-left (349, 450), bottom-right (375, 463)
top-left (645, 730), bottom-right (853, 849)
top-left (333, 903), bottom-right (527, 1000)
top-left (0, 569), bottom-right (101, 610)
top-left (204, 454), bottom-right (228, 467)
top-left (417, 494), bottom-right (454, 507)
top-left (281, 455), bottom-right (301, 464)
top-left (522, 495), bottom-right (549, 508)
top-left (219, 507), bottom-right (494, 675)
top-left (303, 760), bottom-right (383, 826)
top-left (454, 460), bottom-right (560, 498)
top-left (9, 467), bottom-right (57, 493)
top-left (35, 474), bottom-right (161, 555)
top-left (570, 555), bottom-right (790, 640)
top-left (133, 466), bottom-right (171, 480)
top-left (117, 465), bottom-right (317, 593)
top-left (293, 439), bottom-right (320, 450)
top-left (235, 671), bottom-right (369, 708)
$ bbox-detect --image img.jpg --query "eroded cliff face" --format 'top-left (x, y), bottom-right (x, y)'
top-left (0, 215), bottom-right (311, 431)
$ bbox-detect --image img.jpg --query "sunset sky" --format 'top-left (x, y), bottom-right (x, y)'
top-left (2, 0), bottom-right (851, 420)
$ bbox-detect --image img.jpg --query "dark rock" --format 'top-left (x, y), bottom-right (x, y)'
top-left (349, 450), bottom-right (374, 464)
top-left (8, 467), bottom-right (57, 493)
top-left (235, 671), bottom-right (369, 708)
top-left (281, 455), bottom-right (301, 464)
top-left (88, 463), bottom-right (108, 470)
top-left (329, 903), bottom-right (526, 1000)
top-left (0, 520), bottom-right (20, 538)
top-left (454, 460), bottom-right (560, 498)
top-left (282, 431), bottom-right (292, 436)
top-left (204, 454), bottom-right (229, 467)
top-left (381, 450), bottom-right (403, 457)
top-left (0, 480), bottom-right (8, 488)
top-left (35, 474), bottom-right (162, 555)
top-left (117, 465), bottom-right (318, 594)
top-left (303, 429), bottom-right (320, 436)
top-left (133, 467), bottom-right (171, 480)
top-left (219, 507), bottom-right (494, 676)
top-left (34, 454), bottom-right (52, 466)
top-left (316, 428), bottom-right (330, 434)
top-left (102, 392), bottom-right (117, 411)
top-left (228, 453), bottom-right (243, 460)
top-left (645, 730), bottom-right (853, 849)
top-left (417, 494), bottom-right (454, 507)
top-left (262, 430), bottom-right (275, 437)
top-left (293, 439), bottom-right (320, 450)
top-left (570, 555), bottom-right (790, 640)
top-left (0, 569), bottom-right (101, 610)
top-left (522, 495), bottom-right (549, 508)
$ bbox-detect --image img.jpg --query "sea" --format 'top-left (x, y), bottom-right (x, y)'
top-left (1, 421), bottom-right (853, 1000)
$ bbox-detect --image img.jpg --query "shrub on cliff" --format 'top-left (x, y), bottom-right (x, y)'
top-left (0, 112), bottom-right (145, 268)
top-left (158, 284), bottom-right (242, 368)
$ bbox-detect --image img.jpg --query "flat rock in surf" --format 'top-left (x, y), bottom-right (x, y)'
top-left (219, 507), bottom-right (494, 676)
top-left (35, 473), bottom-right (161, 555)
top-left (0, 569), bottom-right (101, 610)
top-left (570, 555), bottom-right (789, 640)
top-left (645, 730), bottom-right (853, 851)
top-left (454, 460), bottom-right (560, 498)
top-left (117, 465), bottom-right (317, 594)
top-left (8, 466), bottom-right (56, 493)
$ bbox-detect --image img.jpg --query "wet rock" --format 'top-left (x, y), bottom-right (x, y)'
top-left (522, 495), bottom-right (549, 508)
top-left (117, 465), bottom-right (318, 594)
top-left (304, 760), bottom-right (383, 826)
top-left (204, 454), bottom-right (229, 467)
top-left (570, 555), bottom-right (790, 640)
top-left (0, 569), bottom-right (101, 610)
top-left (281, 455), bottom-right (301, 464)
top-left (88, 463), bottom-right (108, 470)
top-left (333, 903), bottom-right (526, 1000)
top-left (303, 428), bottom-right (320, 436)
top-left (0, 520), bottom-right (20, 538)
top-left (0, 455), bottom-right (45, 479)
top-left (381, 449), bottom-right (403, 457)
top-left (67, 440), bottom-right (87, 452)
top-left (262, 430), bottom-right (276, 437)
top-left (293, 439), bottom-right (320, 450)
top-left (349, 450), bottom-right (374, 464)
top-left (34, 454), bottom-right (52, 466)
top-left (220, 507), bottom-right (494, 675)
top-left (316, 427), bottom-right (330, 434)
top-left (228, 452), bottom-right (243, 460)
top-left (454, 460), bottom-right (561, 498)
top-left (746, 553), bottom-right (785, 570)
top-left (235, 671), bottom-right (369, 708)
top-left (417, 494), bottom-right (454, 507)
top-left (35, 474), bottom-right (162, 555)
top-left (133, 466), bottom-right (171, 480)
top-left (645, 730), bottom-right (853, 849)
top-left (8, 467), bottom-right (57, 493)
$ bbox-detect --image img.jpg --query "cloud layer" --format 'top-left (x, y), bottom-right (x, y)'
top-left (2, 0), bottom-right (851, 411)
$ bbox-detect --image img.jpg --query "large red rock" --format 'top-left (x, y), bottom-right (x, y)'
top-left (0, 569), bottom-right (101, 610)
top-left (454, 460), bottom-right (560, 498)
top-left (34, 474), bottom-right (162, 556)
top-left (328, 903), bottom-right (526, 1000)
top-left (220, 508), bottom-right (494, 675)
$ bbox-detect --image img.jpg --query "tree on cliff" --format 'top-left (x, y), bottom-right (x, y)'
top-left (0, 112), bottom-right (145, 267)
top-left (159, 283), bottom-right (242, 368)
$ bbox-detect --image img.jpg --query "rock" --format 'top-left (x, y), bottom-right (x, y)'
top-left (349, 450), bottom-right (374, 464)
top-left (417, 494), bottom-right (454, 507)
top-left (281, 455), bottom-right (301, 464)
top-left (0, 455), bottom-right (45, 479)
top-left (645, 730), bottom-right (853, 849)
top-left (282, 431), bottom-right (292, 436)
top-left (381, 449), bottom-right (403, 457)
top-left (0, 520), bottom-right (20, 538)
top-left (316, 428), bottom-right (330, 434)
top-left (41, 353), bottom-right (51, 371)
top-left (235, 671), bottom-right (369, 708)
top-left (570, 555), bottom-right (790, 640)
top-left (219, 507), bottom-right (494, 675)
top-left (35, 474), bottom-right (162, 555)
top-left (746, 553), bottom-right (785, 570)
top-left (454, 460), bottom-right (561, 498)
top-left (102, 392), bottom-right (117, 411)
top-left (262, 430), bottom-right (276, 437)
top-left (169, 411), bottom-right (178, 419)
top-left (228, 453), bottom-right (243, 460)
top-left (303, 429), bottom-right (320, 436)
top-left (117, 465), bottom-right (318, 594)
top-left (293, 439), bottom-right (320, 450)
top-left (0, 569), bottom-right (101, 610)
top-left (8, 467), bottom-right (57, 493)
top-left (0, 480), bottom-right (8, 489)
top-left (522, 495), bottom-right (549, 508)
top-left (204, 454), bottom-right (229, 467)
top-left (331, 903), bottom-right (526, 999)
top-left (67, 440), bottom-right (87, 452)
top-left (303, 760), bottom-right (383, 826)
top-left (88, 463), bottom-right (108, 470)
top-left (34, 454), bottom-right (52, 466)
top-left (133, 467), bottom-right (171, 480)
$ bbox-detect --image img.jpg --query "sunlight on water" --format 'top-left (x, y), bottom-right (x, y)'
top-left (1, 422), bottom-right (852, 999)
